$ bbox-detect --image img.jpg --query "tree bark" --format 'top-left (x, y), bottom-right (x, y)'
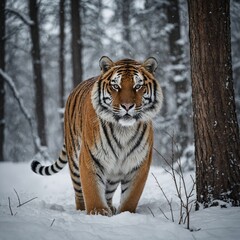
top-left (188, 0), bottom-right (240, 207)
top-left (70, 0), bottom-right (83, 87)
top-left (28, 0), bottom-right (47, 147)
top-left (0, 0), bottom-right (6, 161)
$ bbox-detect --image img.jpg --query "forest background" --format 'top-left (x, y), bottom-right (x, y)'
top-left (0, 0), bottom-right (239, 167)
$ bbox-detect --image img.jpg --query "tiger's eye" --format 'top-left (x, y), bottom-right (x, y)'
top-left (135, 84), bottom-right (142, 90)
top-left (112, 84), bottom-right (119, 90)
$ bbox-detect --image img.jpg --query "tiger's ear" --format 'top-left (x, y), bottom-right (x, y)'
top-left (99, 56), bottom-right (114, 73)
top-left (142, 57), bottom-right (158, 74)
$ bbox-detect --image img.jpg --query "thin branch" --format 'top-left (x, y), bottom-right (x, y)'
top-left (147, 207), bottom-right (155, 217)
top-left (8, 197), bottom-right (13, 216)
top-left (17, 197), bottom-right (38, 208)
top-left (154, 132), bottom-right (197, 230)
top-left (0, 69), bottom-right (49, 159)
top-left (50, 219), bottom-right (55, 227)
top-left (151, 172), bottom-right (174, 222)
top-left (13, 188), bottom-right (21, 206)
top-left (13, 188), bottom-right (38, 207)
top-left (158, 207), bottom-right (169, 220)
top-left (5, 8), bottom-right (34, 25)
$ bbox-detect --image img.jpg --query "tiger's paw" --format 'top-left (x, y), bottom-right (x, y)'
top-left (89, 207), bottom-right (112, 216)
top-left (109, 205), bottom-right (117, 215)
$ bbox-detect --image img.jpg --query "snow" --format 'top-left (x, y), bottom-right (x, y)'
top-left (0, 162), bottom-right (240, 240)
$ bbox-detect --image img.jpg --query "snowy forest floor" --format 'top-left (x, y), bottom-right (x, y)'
top-left (0, 162), bottom-right (240, 240)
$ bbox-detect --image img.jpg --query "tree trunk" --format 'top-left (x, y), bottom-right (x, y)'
top-left (59, 0), bottom-right (65, 132)
top-left (70, 0), bottom-right (83, 87)
top-left (28, 0), bottom-right (47, 147)
top-left (188, 0), bottom-right (240, 207)
top-left (167, 0), bottom-right (190, 156)
top-left (121, 0), bottom-right (131, 56)
top-left (0, 0), bottom-right (6, 161)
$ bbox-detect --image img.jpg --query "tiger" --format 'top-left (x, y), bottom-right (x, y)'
top-left (31, 56), bottom-right (163, 216)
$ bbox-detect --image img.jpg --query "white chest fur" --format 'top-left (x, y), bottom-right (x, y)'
top-left (91, 121), bottom-right (150, 178)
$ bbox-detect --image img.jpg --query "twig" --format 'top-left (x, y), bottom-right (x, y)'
top-left (13, 188), bottom-right (21, 206)
top-left (154, 131), bottom-right (197, 231)
top-left (5, 8), bottom-right (34, 25)
top-left (147, 207), bottom-right (155, 217)
top-left (151, 173), bottom-right (174, 222)
top-left (17, 197), bottom-right (38, 208)
top-left (50, 219), bottom-right (55, 227)
top-left (13, 188), bottom-right (38, 207)
top-left (8, 197), bottom-right (13, 216)
top-left (158, 207), bottom-right (169, 220)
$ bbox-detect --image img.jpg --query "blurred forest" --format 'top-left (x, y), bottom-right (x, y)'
top-left (0, 0), bottom-right (239, 166)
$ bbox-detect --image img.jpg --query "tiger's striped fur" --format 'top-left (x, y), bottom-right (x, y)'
top-left (31, 56), bottom-right (163, 216)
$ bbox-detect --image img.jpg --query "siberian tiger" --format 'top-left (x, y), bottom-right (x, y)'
top-left (31, 56), bottom-right (163, 216)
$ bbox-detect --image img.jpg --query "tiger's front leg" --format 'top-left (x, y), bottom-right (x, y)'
top-left (118, 153), bottom-right (152, 213)
top-left (79, 148), bottom-right (112, 216)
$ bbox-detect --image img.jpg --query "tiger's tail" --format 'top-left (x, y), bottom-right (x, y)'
top-left (31, 144), bottom-right (68, 176)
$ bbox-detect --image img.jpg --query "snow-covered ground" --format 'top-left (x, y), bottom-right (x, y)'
top-left (0, 162), bottom-right (239, 240)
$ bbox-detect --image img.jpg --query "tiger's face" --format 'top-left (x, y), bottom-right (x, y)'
top-left (91, 57), bottom-right (163, 127)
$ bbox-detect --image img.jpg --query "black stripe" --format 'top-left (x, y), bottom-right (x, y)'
top-left (128, 123), bottom-right (141, 144)
top-left (31, 161), bottom-right (39, 173)
top-left (89, 149), bottom-right (105, 175)
top-left (106, 196), bottom-right (113, 201)
top-left (69, 164), bottom-right (80, 178)
top-left (72, 176), bottom-right (81, 186)
top-left (121, 179), bottom-right (130, 185)
top-left (105, 189), bottom-right (116, 195)
top-left (50, 165), bottom-right (58, 173)
top-left (122, 187), bottom-right (128, 194)
top-left (109, 123), bottom-right (122, 149)
top-left (101, 120), bottom-right (118, 159)
top-left (74, 187), bottom-right (82, 194)
top-left (153, 80), bottom-right (157, 100)
top-left (96, 173), bottom-right (105, 185)
top-left (70, 90), bottom-right (79, 119)
top-left (102, 82), bottom-right (110, 106)
top-left (103, 97), bottom-right (111, 103)
top-left (148, 81), bottom-right (152, 96)
top-left (98, 81), bottom-right (109, 111)
top-left (55, 161), bottom-right (63, 171)
top-left (45, 167), bottom-right (50, 175)
top-left (62, 145), bottom-right (67, 155)
top-left (107, 179), bottom-right (119, 185)
top-left (129, 165), bottom-right (140, 174)
top-left (39, 166), bottom-right (44, 175)
top-left (58, 156), bottom-right (67, 165)
top-left (67, 98), bottom-right (78, 161)
top-left (125, 123), bottom-right (147, 159)
top-left (72, 158), bottom-right (79, 172)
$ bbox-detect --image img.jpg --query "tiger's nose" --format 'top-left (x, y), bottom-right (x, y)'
top-left (120, 103), bottom-right (135, 111)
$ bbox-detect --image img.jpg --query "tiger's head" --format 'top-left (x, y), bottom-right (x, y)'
top-left (91, 56), bottom-right (163, 127)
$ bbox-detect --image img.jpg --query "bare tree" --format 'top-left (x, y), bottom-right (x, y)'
top-left (70, 0), bottom-right (83, 87)
top-left (28, 0), bottom-right (47, 147)
top-left (166, 0), bottom-right (191, 157)
top-left (121, 0), bottom-right (132, 56)
top-left (188, 0), bottom-right (240, 207)
top-left (59, 0), bottom-right (65, 132)
top-left (0, 0), bottom-right (6, 161)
